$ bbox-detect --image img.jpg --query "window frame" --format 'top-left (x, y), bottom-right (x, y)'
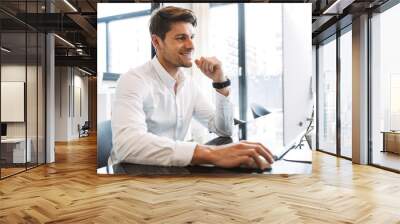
top-left (97, 3), bottom-right (158, 77)
top-left (315, 23), bottom-right (353, 161)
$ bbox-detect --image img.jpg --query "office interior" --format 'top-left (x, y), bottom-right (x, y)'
top-left (1, 0), bottom-right (400, 222)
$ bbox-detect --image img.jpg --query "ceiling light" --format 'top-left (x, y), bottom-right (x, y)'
top-left (78, 67), bottom-right (93, 76)
top-left (1, 47), bottom-right (11, 53)
top-left (322, 0), bottom-right (355, 15)
top-left (54, 34), bottom-right (75, 48)
top-left (63, 0), bottom-right (78, 12)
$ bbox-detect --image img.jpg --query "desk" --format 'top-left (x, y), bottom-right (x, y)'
top-left (98, 157), bottom-right (311, 176)
top-left (1, 138), bottom-right (31, 164)
top-left (98, 115), bottom-right (312, 176)
top-left (97, 139), bottom-right (312, 175)
top-left (382, 131), bottom-right (400, 154)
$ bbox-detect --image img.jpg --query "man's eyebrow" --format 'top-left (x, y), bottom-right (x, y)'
top-left (174, 33), bottom-right (195, 38)
top-left (175, 33), bottom-right (189, 37)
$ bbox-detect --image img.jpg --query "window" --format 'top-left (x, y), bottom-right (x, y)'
top-left (97, 3), bottom-right (151, 18)
top-left (371, 3), bottom-right (400, 171)
top-left (318, 36), bottom-right (337, 155)
top-left (339, 28), bottom-right (352, 158)
top-left (245, 4), bottom-right (283, 121)
top-left (97, 3), bottom-right (152, 75)
top-left (108, 16), bottom-right (151, 74)
top-left (209, 4), bottom-right (239, 118)
top-left (97, 23), bottom-right (106, 83)
top-left (245, 4), bottom-right (283, 146)
top-left (97, 3), bottom-right (152, 122)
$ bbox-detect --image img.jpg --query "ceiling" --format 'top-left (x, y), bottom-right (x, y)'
top-left (0, 0), bottom-right (393, 75)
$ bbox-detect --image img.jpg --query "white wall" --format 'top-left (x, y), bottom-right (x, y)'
top-left (1, 63), bottom-right (46, 163)
top-left (55, 67), bottom-right (89, 141)
top-left (282, 4), bottom-right (313, 145)
top-left (1, 65), bottom-right (37, 137)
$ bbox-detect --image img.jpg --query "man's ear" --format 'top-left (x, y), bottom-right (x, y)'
top-left (151, 34), bottom-right (162, 52)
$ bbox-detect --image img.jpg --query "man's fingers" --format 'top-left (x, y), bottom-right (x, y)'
top-left (235, 156), bottom-right (253, 167)
top-left (201, 61), bottom-right (209, 73)
top-left (196, 57), bottom-right (218, 74)
top-left (194, 59), bottom-right (200, 66)
top-left (236, 143), bottom-right (274, 164)
top-left (240, 141), bottom-right (274, 163)
top-left (233, 148), bottom-right (264, 169)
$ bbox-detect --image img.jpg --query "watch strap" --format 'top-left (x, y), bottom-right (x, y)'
top-left (212, 78), bottom-right (231, 89)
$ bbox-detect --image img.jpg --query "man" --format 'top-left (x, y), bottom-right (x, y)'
top-left (109, 6), bottom-right (274, 169)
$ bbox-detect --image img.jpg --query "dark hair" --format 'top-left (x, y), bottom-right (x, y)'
top-left (149, 6), bottom-right (197, 40)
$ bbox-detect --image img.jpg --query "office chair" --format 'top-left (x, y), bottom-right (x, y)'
top-left (97, 120), bottom-right (113, 168)
top-left (250, 103), bottom-right (271, 119)
top-left (79, 121), bottom-right (90, 138)
top-left (234, 118), bottom-right (246, 125)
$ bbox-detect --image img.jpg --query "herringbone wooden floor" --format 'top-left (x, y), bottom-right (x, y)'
top-left (1, 134), bottom-right (400, 223)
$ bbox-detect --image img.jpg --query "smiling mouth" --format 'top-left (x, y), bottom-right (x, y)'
top-left (180, 52), bottom-right (192, 59)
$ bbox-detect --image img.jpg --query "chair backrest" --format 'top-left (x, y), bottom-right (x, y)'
top-left (250, 103), bottom-right (271, 119)
top-left (233, 118), bottom-right (246, 125)
top-left (83, 121), bottom-right (90, 128)
top-left (97, 120), bottom-right (113, 168)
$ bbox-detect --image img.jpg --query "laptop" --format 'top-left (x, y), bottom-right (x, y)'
top-left (203, 116), bottom-right (311, 169)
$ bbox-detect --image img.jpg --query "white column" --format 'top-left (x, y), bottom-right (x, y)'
top-left (46, 32), bottom-right (55, 163)
top-left (352, 14), bottom-right (369, 164)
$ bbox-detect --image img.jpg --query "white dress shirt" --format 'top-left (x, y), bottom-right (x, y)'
top-left (109, 57), bottom-right (233, 167)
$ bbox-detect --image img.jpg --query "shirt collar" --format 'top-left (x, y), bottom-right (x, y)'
top-left (151, 56), bottom-right (186, 90)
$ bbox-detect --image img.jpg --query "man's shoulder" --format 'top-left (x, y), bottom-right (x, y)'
top-left (116, 61), bottom-right (155, 94)
top-left (122, 61), bottom-right (154, 81)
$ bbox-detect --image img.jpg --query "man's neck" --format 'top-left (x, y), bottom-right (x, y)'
top-left (156, 55), bottom-right (179, 80)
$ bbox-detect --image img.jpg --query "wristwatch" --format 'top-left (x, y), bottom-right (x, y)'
top-left (212, 78), bottom-right (231, 89)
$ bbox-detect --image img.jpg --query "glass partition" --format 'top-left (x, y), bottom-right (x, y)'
top-left (27, 30), bottom-right (38, 169)
top-left (1, 30), bottom-right (28, 177)
top-left (38, 32), bottom-right (45, 165)
top-left (0, 1), bottom-right (46, 179)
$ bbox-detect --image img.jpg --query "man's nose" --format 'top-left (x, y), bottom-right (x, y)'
top-left (184, 38), bottom-right (194, 50)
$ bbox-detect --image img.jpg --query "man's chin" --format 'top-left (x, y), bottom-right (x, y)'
top-left (180, 61), bottom-right (193, 68)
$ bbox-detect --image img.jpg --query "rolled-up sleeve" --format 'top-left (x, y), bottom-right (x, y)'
top-left (111, 72), bottom-right (196, 166)
top-left (193, 87), bottom-right (234, 137)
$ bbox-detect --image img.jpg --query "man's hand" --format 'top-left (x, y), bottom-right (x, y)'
top-left (194, 56), bottom-right (229, 96)
top-left (194, 56), bottom-right (225, 82)
top-left (191, 141), bottom-right (275, 170)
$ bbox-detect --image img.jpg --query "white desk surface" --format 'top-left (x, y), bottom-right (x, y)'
top-left (1, 138), bottom-right (28, 143)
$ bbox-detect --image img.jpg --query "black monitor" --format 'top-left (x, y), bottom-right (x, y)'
top-left (1, 123), bottom-right (7, 137)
